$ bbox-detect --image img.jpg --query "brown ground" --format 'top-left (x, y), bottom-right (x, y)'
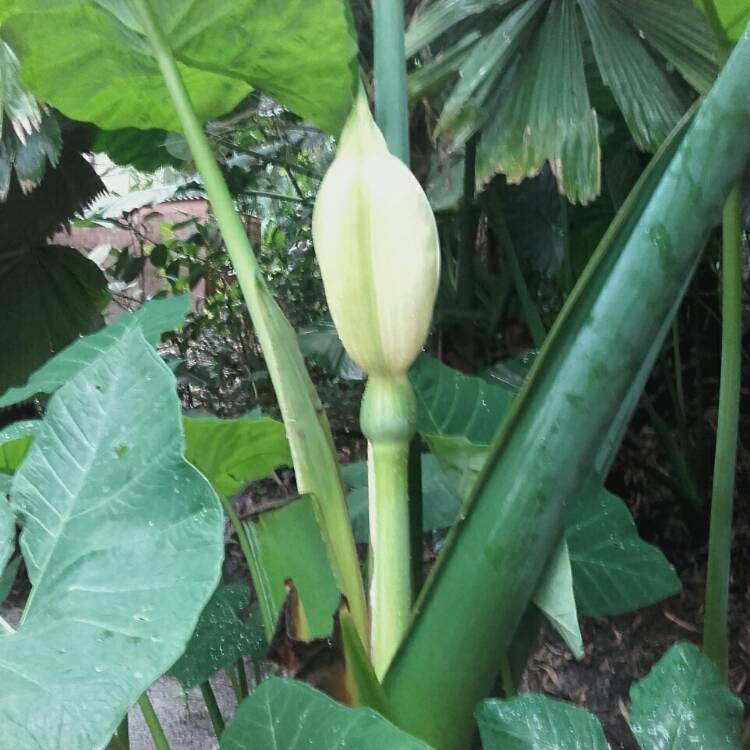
top-left (522, 429), bottom-right (750, 749)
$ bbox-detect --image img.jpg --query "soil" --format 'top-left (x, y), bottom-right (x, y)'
top-left (521, 425), bottom-right (750, 749)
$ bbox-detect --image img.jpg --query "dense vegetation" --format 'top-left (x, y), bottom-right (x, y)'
top-left (0, 1), bottom-right (748, 749)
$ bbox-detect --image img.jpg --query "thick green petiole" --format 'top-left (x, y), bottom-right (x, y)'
top-left (703, 184), bottom-right (742, 679)
top-left (361, 376), bottom-right (415, 677)
top-left (133, 0), bottom-right (368, 645)
top-left (373, 0), bottom-right (409, 165)
top-left (200, 681), bottom-right (226, 740)
top-left (138, 693), bottom-right (170, 750)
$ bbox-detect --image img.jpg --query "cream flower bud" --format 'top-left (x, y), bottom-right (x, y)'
top-left (312, 92), bottom-right (440, 378)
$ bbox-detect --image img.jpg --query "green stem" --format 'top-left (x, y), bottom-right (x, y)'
top-left (200, 682), bottom-right (225, 740)
top-left (133, 0), bottom-right (368, 645)
top-left (703, 184), bottom-right (742, 680)
top-left (218, 493), bottom-right (275, 639)
top-left (361, 376), bottom-right (415, 677)
top-left (457, 135), bottom-right (478, 314)
top-left (236, 658), bottom-right (249, 699)
top-left (373, 0), bottom-right (409, 165)
top-left (138, 693), bottom-right (170, 750)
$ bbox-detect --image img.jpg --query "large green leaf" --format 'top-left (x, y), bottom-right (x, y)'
top-left (628, 642), bottom-right (743, 750)
top-left (410, 355), bottom-right (516, 499)
top-left (702, 0), bottom-right (750, 40)
top-left (410, 355), bottom-right (516, 445)
top-left (410, 354), bottom-right (677, 623)
top-left (476, 694), bottom-right (610, 749)
top-left (220, 677), bottom-right (432, 750)
top-left (0, 294), bottom-right (189, 407)
top-left (171, 584), bottom-right (266, 689)
top-left (3, 0), bottom-right (357, 135)
top-left (0, 245), bottom-right (107, 393)
top-left (183, 412), bottom-right (291, 498)
top-left (384, 32), bottom-right (750, 747)
top-left (566, 482), bottom-right (681, 616)
top-left (0, 327), bottom-right (224, 749)
top-left (244, 494), bottom-right (340, 638)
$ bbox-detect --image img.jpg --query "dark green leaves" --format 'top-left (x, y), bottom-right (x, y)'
top-left (0, 245), bottom-right (107, 393)
top-left (476, 694), bottom-right (610, 749)
top-left (0, 294), bottom-right (189, 407)
top-left (477, 0), bottom-right (600, 203)
top-left (475, 642), bottom-right (743, 749)
top-left (408, 0), bottom-right (718, 202)
top-left (171, 584), bottom-right (266, 689)
top-left (566, 482), bottom-right (681, 616)
top-left (220, 677), bottom-right (432, 750)
top-left (245, 495), bottom-right (340, 638)
top-left (578, 0), bottom-right (685, 151)
top-left (0, 327), bottom-right (224, 750)
top-left (629, 642), bottom-right (743, 749)
top-left (0, 39), bottom-right (60, 199)
top-left (3, 0), bottom-right (358, 135)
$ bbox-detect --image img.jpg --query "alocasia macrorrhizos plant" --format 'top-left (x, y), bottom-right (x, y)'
top-left (1, 1), bottom-right (749, 749)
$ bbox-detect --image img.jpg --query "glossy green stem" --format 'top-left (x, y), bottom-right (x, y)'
top-left (133, 0), bottom-right (368, 645)
top-left (200, 681), bottom-right (225, 740)
top-left (138, 694), bottom-right (170, 750)
top-left (373, 0), bottom-right (409, 164)
top-left (361, 376), bottom-right (415, 677)
top-left (384, 31), bottom-right (750, 749)
top-left (703, 184), bottom-right (742, 680)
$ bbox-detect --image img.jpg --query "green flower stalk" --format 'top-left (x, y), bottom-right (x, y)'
top-left (312, 93), bottom-right (440, 675)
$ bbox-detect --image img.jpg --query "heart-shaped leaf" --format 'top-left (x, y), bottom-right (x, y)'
top-left (220, 677), bottom-right (432, 750)
top-left (171, 584), bottom-right (266, 689)
top-left (628, 642), bottom-right (743, 749)
top-left (0, 326), bottom-right (224, 750)
top-left (566, 481), bottom-right (681, 616)
top-left (476, 693), bottom-right (610, 749)
top-left (2, 0), bottom-right (357, 135)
